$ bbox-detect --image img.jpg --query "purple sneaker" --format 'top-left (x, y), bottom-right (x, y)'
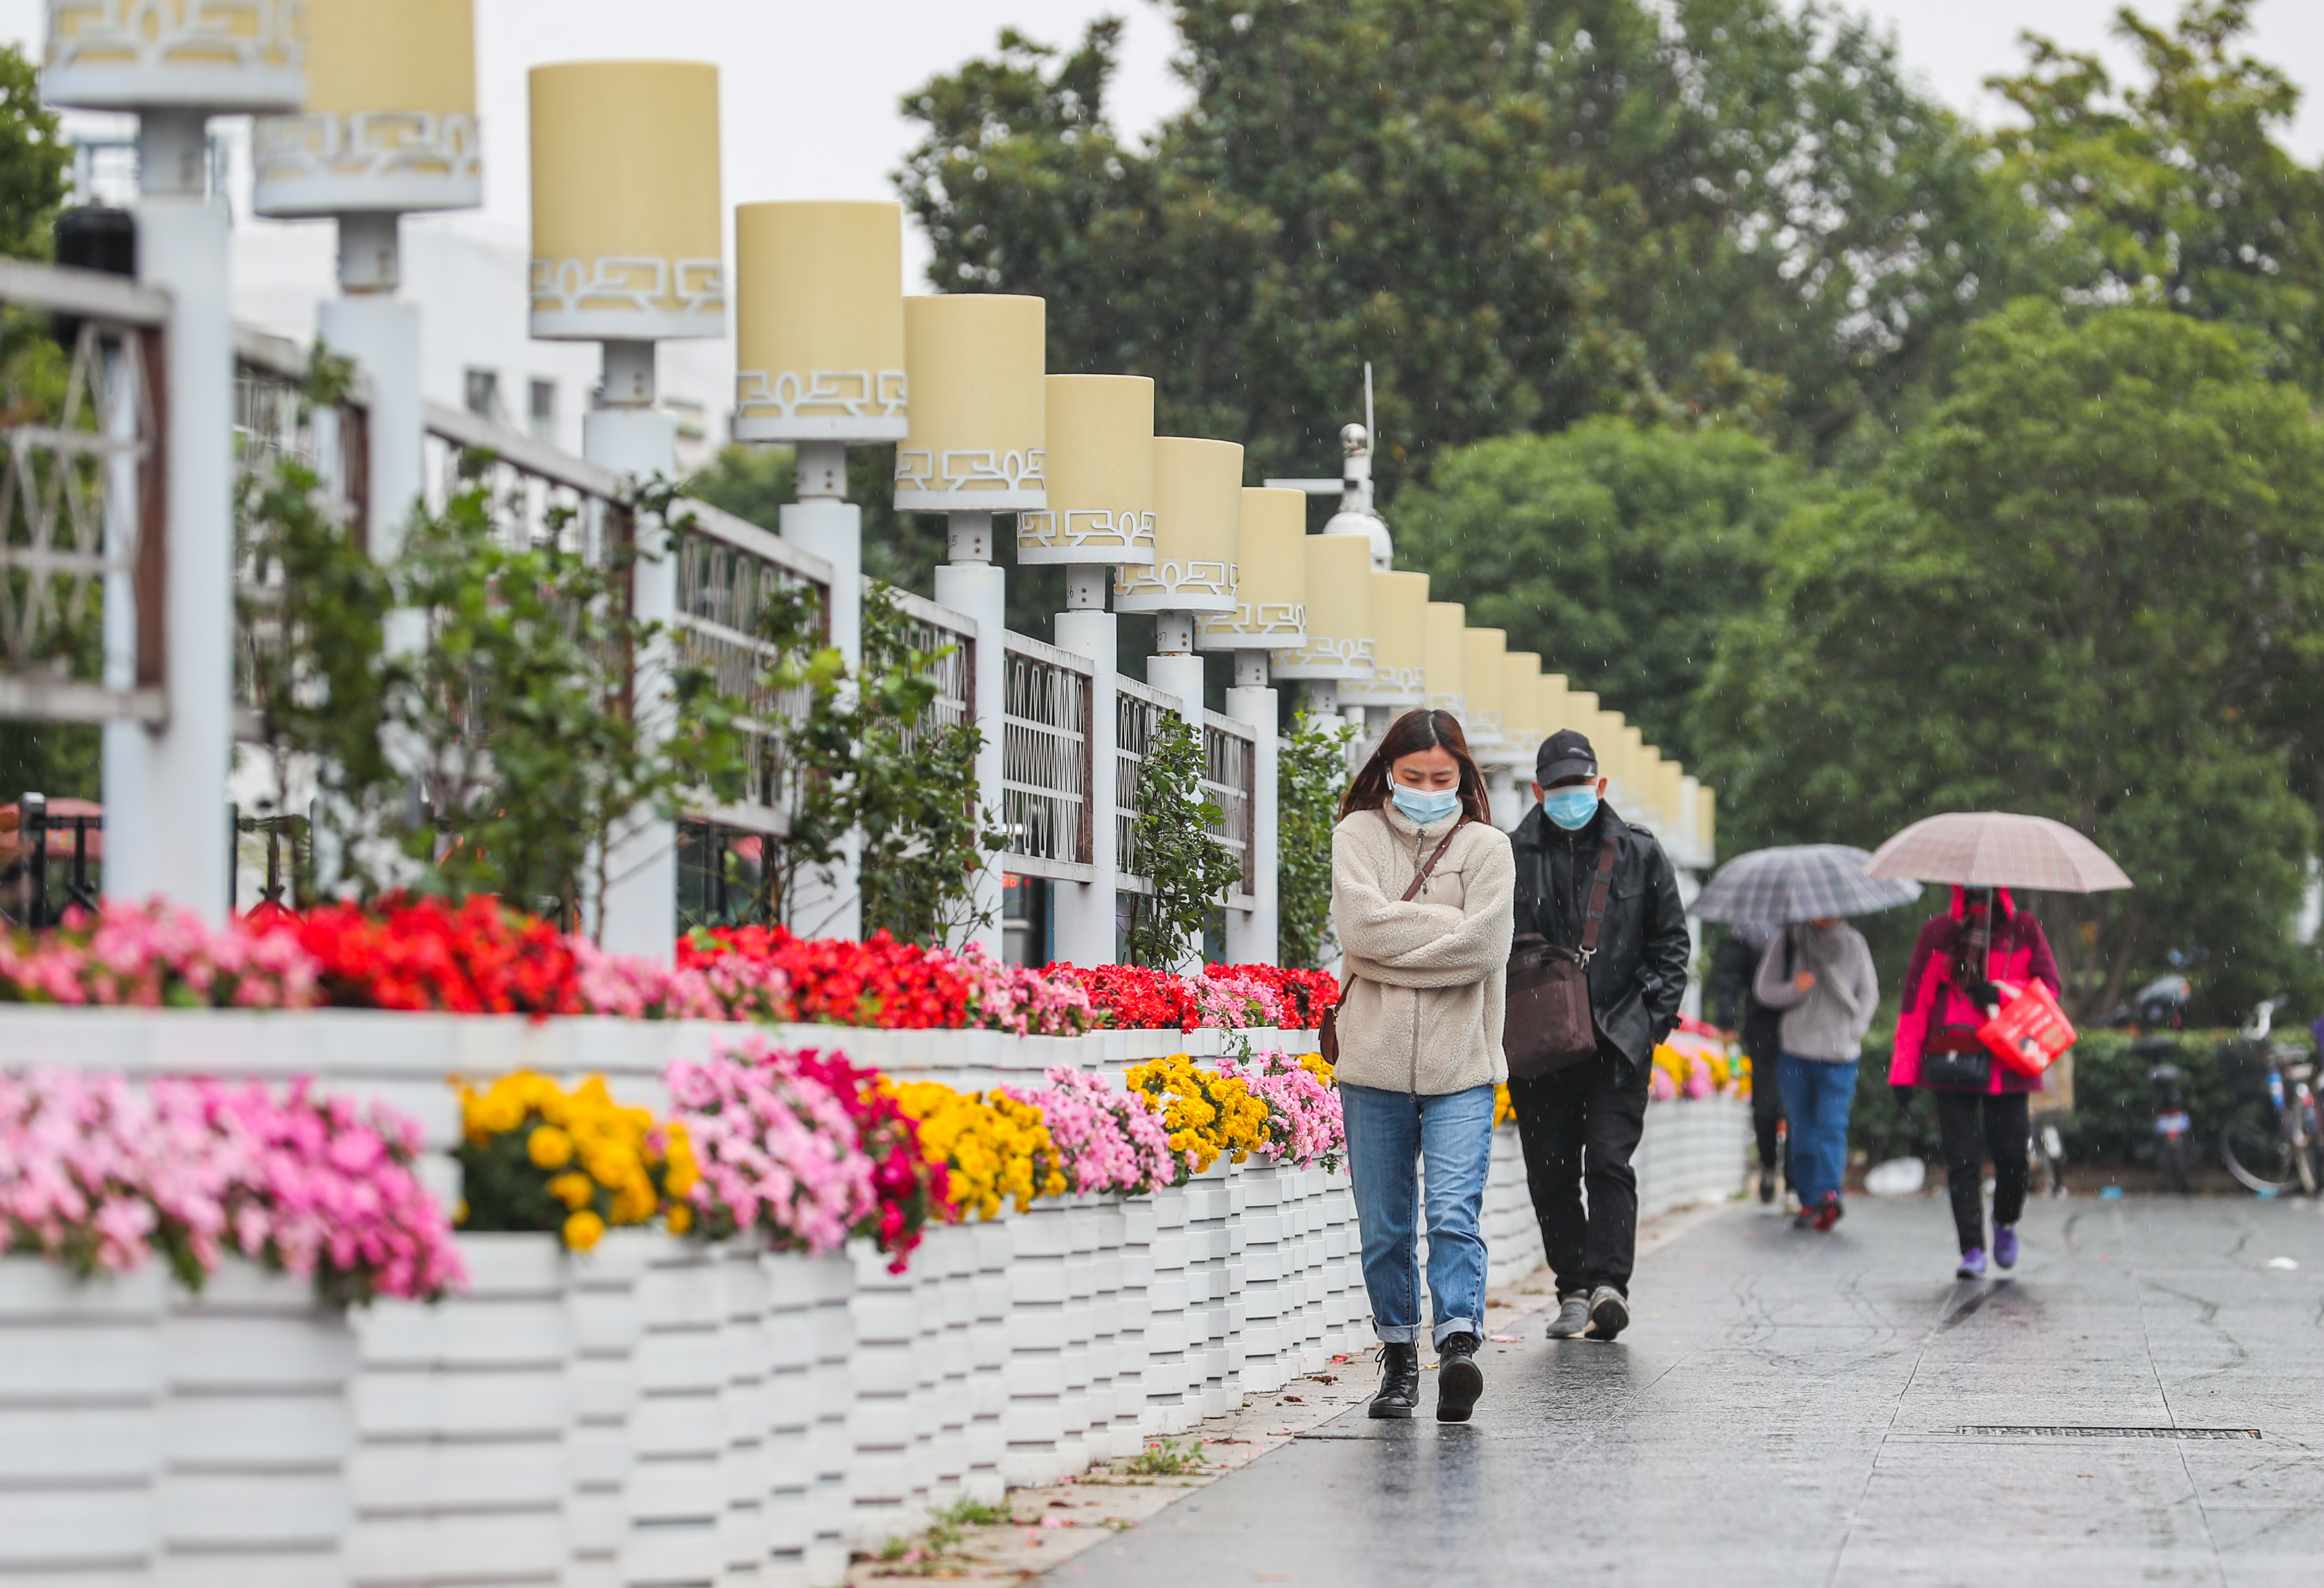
top-left (1994, 1226), bottom-right (2019, 1269)
top-left (1955, 1247), bottom-right (1988, 1280)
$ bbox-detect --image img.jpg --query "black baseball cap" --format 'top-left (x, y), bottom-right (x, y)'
top-left (1536, 729), bottom-right (1598, 786)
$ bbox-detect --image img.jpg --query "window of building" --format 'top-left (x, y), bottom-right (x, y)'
top-left (464, 367), bottom-right (501, 423)
top-left (529, 379), bottom-right (557, 444)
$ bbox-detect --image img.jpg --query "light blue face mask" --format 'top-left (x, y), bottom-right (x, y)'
top-left (1543, 786), bottom-right (1600, 830)
top-left (1390, 785), bottom-right (1463, 826)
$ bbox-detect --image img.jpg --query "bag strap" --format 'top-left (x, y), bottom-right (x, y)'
top-left (1575, 827), bottom-right (1619, 965)
top-left (1402, 815), bottom-right (1472, 903)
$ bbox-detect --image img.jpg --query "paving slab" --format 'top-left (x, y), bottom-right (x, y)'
top-left (1041, 1194), bottom-right (2324, 1587)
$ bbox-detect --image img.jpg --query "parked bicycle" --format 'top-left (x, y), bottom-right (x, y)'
top-left (2216, 999), bottom-right (2322, 1196)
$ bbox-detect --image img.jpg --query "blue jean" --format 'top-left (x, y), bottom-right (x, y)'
top-left (1775, 1053), bottom-right (1859, 1207)
top-left (1339, 1082), bottom-right (1495, 1346)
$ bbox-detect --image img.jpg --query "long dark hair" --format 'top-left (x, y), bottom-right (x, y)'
top-left (1339, 708), bottom-right (1492, 824)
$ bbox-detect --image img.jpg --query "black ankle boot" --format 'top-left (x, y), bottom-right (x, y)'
top-left (1435, 1332), bottom-right (1484, 1422)
top-left (1368, 1342), bottom-right (1419, 1419)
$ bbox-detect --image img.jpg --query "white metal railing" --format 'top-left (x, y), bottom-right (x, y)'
top-left (1204, 710), bottom-right (1259, 906)
top-left (1113, 674), bottom-right (1179, 894)
top-left (1000, 631), bottom-right (1094, 881)
top-left (0, 260), bottom-right (169, 726)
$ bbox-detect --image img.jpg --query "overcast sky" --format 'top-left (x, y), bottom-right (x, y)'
top-left (4, 0), bottom-right (2317, 280)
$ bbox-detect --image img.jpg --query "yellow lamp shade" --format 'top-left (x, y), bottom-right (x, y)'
top-left (1346, 569), bottom-right (1427, 705)
top-left (732, 201), bottom-right (906, 444)
top-left (254, 0), bottom-right (478, 217)
top-left (1502, 652), bottom-right (1543, 756)
top-left (1462, 630), bottom-right (1509, 752)
top-left (1019, 375), bottom-right (1153, 565)
top-left (44, 0), bottom-right (305, 112)
top-left (1698, 784), bottom-right (1718, 861)
top-left (530, 61), bottom-right (723, 342)
top-left (894, 294), bottom-right (1047, 511)
top-left (1537, 674), bottom-right (1573, 744)
top-left (1424, 602), bottom-right (1467, 715)
top-left (1200, 488), bottom-right (1306, 648)
top-left (1273, 536), bottom-right (1376, 679)
top-left (1117, 438), bottom-right (1241, 613)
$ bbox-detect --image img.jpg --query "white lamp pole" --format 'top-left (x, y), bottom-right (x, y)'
top-left (530, 60), bottom-right (726, 957)
top-left (1020, 375), bottom-right (1156, 968)
top-left (1199, 486), bottom-right (1308, 965)
top-left (897, 293), bottom-right (1047, 953)
top-left (44, 1), bottom-right (306, 923)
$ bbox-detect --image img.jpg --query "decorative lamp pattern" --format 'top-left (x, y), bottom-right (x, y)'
top-left (1462, 629), bottom-right (1509, 751)
top-left (529, 61), bottom-right (724, 342)
top-left (1270, 534), bottom-right (1375, 679)
top-left (894, 295), bottom-right (1047, 512)
top-left (1019, 375), bottom-right (1153, 565)
top-left (253, 0), bottom-right (478, 217)
top-left (1423, 601), bottom-right (1466, 718)
top-left (1501, 652), bottom-right (1543, 760)
top-left (733, 201), bottom-right (906, 444)
top-left (42, 0), bottom-right (306, 111)
top-left (1343, 569), bottom-right (1427, 706)
top-left (1115, 438), bottom-right (1242, 615)
top-left (1199, 487), bottom-right (1306, 648)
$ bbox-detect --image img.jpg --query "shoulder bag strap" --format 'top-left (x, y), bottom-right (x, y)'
top-left (1575, 828), bottom-right (1620, 965)
top-left (1403, 815), bottom-right (1473, 903)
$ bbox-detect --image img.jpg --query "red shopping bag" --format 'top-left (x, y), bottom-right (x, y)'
top-left (1977, 980), bottom-right (2077, 1078)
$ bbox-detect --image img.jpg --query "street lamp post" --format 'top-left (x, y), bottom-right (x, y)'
top-left (1019, 375), bottom-right (1156, 967)
top-left (529, 60), bottom-right (725, 958)
top-left (42, 0), bottom-right (307, 923)
top-left (897, 293), bottom-right (1047, 952)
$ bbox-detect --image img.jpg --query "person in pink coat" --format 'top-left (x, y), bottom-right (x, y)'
top-left (1888, 886), bottom-right (2062, 1279)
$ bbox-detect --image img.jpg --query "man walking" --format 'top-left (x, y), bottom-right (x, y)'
top-left (1507, 729), bottom-right (1691, 1342)
top-left (1709, 922), bottom-right (1789, 1205)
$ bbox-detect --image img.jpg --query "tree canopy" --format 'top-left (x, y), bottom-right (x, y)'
top-left (898, 0), bottom-right (2041, 484)
top-left (1693, 300), bottom-right (2324, 1021)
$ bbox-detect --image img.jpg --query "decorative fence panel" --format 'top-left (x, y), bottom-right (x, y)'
top-left (999, 632), bottom-right (1093, 879)
top-left (1204, 711), bottom-right (1258, 907)
top-left (1112, 676), bottom-right (1177, 895)
top-left (0, 259), bottom-right (168, 726)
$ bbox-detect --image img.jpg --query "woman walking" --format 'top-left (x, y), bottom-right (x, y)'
top-left (1331, 708), bottom-right (1514, 1423)
top-left (1888, 887), bottom-right (2062, 1278)
top-left (1753, 917), bottom-right (1879, 1231)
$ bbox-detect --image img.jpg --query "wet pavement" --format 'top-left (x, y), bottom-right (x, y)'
top-left (1042, 1194), bottom-right (2324, 1586)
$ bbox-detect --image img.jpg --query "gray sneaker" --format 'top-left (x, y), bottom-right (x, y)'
top-left (1584, 1285), bottom-right (1630, 1341)
top-left (1544, 1294), bottom-right (1591, 1338)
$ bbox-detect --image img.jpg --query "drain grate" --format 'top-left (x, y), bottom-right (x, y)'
top-left (1955, 1425), bottom-right (2260, 1441)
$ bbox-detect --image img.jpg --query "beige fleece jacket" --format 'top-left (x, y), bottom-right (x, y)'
top-left (1330, 803), bottom-right (1517, 1095)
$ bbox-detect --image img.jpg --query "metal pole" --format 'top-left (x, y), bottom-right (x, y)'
top-left (588, 339), bottom-right (682, 960)
top-left (781, 440), bottom-right (864, 940)
top-left (1053, 567), bottom-right (1119, 966)
top-left (1225, 649), bottom-right (1279, 966)
top-left (934, 511), bottom-right (1007, 954)
top-left (108, 109), bottom-right (234, 922)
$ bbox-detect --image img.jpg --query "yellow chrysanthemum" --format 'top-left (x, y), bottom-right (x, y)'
top-left (563, 1210), bottom-right (605, 1251)
top-left (528, 1124), bottom-right (575, 1169)
top-left (666, 1203), bottom-right (694, 1236)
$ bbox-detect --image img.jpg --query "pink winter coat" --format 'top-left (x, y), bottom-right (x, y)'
top-left (1887, 887), bottom-right (2063, 1095)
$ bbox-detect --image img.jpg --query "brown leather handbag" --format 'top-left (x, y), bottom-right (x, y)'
top-left (1503, 828), bottom-right (1619, 1079)
top-left (1319, 815), bottom-right (1471, 1069)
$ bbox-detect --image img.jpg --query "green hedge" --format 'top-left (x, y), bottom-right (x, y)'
top-left (1839, 1029), bottom-right (2315, 1167)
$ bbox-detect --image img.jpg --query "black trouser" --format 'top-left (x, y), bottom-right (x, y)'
top-left (1748, 1045), bottom-right (1788, 1184)
top-left (1509, 1050), bottom-right (1651, 1298)
top-left (1934, 1089), bottom-right (2030, 1254)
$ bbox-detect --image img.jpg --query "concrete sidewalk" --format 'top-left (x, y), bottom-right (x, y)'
top-left (1041, 1194), bottom-right (2324, 1587)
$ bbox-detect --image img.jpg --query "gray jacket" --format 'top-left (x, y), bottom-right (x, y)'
top-left (1752, 921), bottom-right (1879, 1063)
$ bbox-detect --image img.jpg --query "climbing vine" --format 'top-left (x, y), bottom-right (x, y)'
top-left (1278, 708), bottom-right (1356, 969)
top-left (1125, 710), bottom-right (1242, 970)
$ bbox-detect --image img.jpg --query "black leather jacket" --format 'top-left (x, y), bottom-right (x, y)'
top-left (1510, 800), bottom-right (1692, 1078)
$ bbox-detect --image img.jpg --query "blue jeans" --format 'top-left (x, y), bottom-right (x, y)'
top-left (1339, 1082), bottom-right (1495, 1346)
top-left (1775, 1053), bottom-right (1859, 1207)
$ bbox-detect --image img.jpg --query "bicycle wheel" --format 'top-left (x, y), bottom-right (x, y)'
top-left (2220, 1097), bottom-right (2300, 1193)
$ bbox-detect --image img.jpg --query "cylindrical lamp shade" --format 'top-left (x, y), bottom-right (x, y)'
top-left (1115, 438), bottom-right (1240, 614)
top-left (1345, 569), bottom-right (1427, 706)
top-left (732, 201), bottom-right (905, 443)
top-left (253, 0), bottom-right (477, 216)
top-left (43, 0), bottom-right (305, 111)
top-left (1698, 784), bottom-right (1718, 860)
top-left (1271, 535), bottom-right (1375, 679)
top-left (1537, 674), bottom-right (1573, 746)
top-left (1463, 629), bottom-right (1509, 751)
top-left (1199, 488), bottom-right (1306, 648)
top-left (530, 61), bottom-right (723, 342)
top-left (1424, 602), bottom-right (1467, 716)
top-left (894, 294), bottom-right (1046, 511)
top-left (1019, 375), bottom-right (1153, 565)
top-left (1502, 652), bottom-right (1543, 758)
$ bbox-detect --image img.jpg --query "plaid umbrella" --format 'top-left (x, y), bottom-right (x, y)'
top-left (1690, 844), bottom-right (1923, 925)
top-left (1864, 811), bottom-right (2132, 893)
